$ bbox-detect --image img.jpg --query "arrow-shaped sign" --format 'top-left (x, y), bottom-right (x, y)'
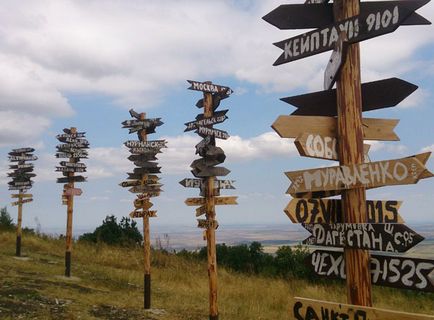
top-left (57, 176), bottom-right (87, 184)
top-left (179, 178), bottom-right (236, 190)
top-left (191, 166), bottom-right (230, 178)
top-left (273, 1), bottom-right (430, 65)
top-left (124, 140), bottom-right (167, 149)
top-left (273, 116), bottom-right (399, 141)
top-left (57, 136), bottom-right (89, 144)
top-left (187, 80), bottom-right (233, 95)
top-left (56, 166), bottom-right (86, 173)
top-left (284, 78), bottom-right (418, 117)
top-left (64, 187), bottom-right (83, 196)
top-left (286, 152), bottom-right (432, 194)
top-left (128, 184), bottom-right (163, 194)
top-left (185, 112), bottom-right (228, 132)
top-left (122, 118), bottom-right (163, 128)
top-left (185, 196), bottom-right (238, 206)
top-left (263, 1), bottom-right (430, 30)
top-left (196, 205), bottom-right (207, 217)
top-left (57, 132), bottom-right (86, 140)
top-left (294, 133), bottom-right (371, 161)
top-left (289, 296), bottom-right (434, 320)
top-left (132, 167), bottom-right (161, 175)
top-left (10, 147), bottom-right (35, 154)
top-left (130, 210), bottom-right (157, 219)
top-left (11, 194), bottom-right (32, 198)
top-left (9, 155), bottom-right (38, 162)
top-left (11, 198), bottom-right (33, 206)
top-left (285, 199), bottom-right (404, 224)
top-left (196, 126), bottom-right (229, 140)
top-left (303, 223), bottom-right (424, 253)
top-left (134, 199), bottom-right (153, 210)
top-left (197, 219), bottom-right (219, 229)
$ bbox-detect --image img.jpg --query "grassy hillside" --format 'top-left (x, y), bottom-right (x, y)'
top-left (0, 231), bottom-right (433, 319)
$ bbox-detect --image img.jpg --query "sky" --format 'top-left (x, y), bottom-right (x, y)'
top-left (0, 0), bottom-right (434, 234)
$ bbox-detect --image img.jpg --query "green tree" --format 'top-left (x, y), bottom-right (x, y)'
top-left (0, 206), bottom-right (14, 230)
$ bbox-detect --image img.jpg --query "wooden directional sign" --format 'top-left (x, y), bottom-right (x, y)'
top-left (286, 153), bottom-right (432, 194)
top-left (11, 194), bottom-right (32, 198)
top-left (191, 166), bottom-right (230, 178)
top-left (285, 78), bottom-right (418, 117)
top-left (130, 210), bottom-right (157, 219)
top-left (185, 197), bottom-right (206, 206)
top-left (273, 116), bottom-right (399, 141)
top-left (263, 1), bottom-right (430, 30)
top-left (122, 118), bottom-right (163, 128)
top-left (273, 1), bottom-right (431, 65)
top-left (64, 188), bottom-right (83, 196)
top-left (8, 181), bottom-right (33, 187)
top-left (128, 184), bottom-right (162, 194)
top-left (295, 133), bottom-right (370, 161)
top-left (56, 151), bottom-right (88, 159)
top-left (215, 196), bottom-right (238, 206)
top-left (57, 132), bottom-right (85, 139)
top-left (57, 136), bottom-right (89, 144)
top-left (324, 32), bottom-right (347, 90)
top-left (119, 180), bottom-right (142, 188)
top-left (196, 126), bottom-right (229, 140)
top-left (132, 160), bottom-right (159, 168)
top-left (191, 158), bottom-right (223, 170)
top-left (132, 167), bottom-right (161, 175)
top-left (197, 219), bottom-right (219, 230)
top-left (9, 155), bottom-right (38, 161)
top-left (187, 80), bottom-right (233, 95)
top-left (128, 154), bottom-right (158, 162)
top-left (185, 113), bottom-right (228, 132)
top-left (57, 176), bottom-right (87, 184)
top-left (124, 140), bottom-right (167, 149)
top-left (11, 198), bottom-right (33, 206)
top-left (179, 178), bottom-right (236, 190)
top-left (289, 296), bottom-right (434, 320)
top-left (134, 199), bottom-right (153, 210)
top-left (285, 199), bottom-right (404, 224)
top-left (195, 205), bottom-right (207, 217)
top-left (56, 166), bottom-right (86, 173)
top-left (302, 223), bottom-right (424, 253)
top-left (8, 172), bottom-right (36, 178)
top-left (9, 164), bottom-right (34, 169)
top-left (59, 161), bottom-right (86, 168)
top-left (10, 147), bottom-right (35, 154)
top-left (307, 250), bottom-right (434, 292)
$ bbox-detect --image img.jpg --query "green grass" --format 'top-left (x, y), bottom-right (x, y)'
top-left (0, 231), bottom-right (433, 319)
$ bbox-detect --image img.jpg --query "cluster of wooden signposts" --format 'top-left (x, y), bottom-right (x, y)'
top-left (4, 1), bottom-right (434, 319)
top-left (264, 0), bottom-right (434, 319)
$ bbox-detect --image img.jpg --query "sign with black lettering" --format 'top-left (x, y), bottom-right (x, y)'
top-left (122, 118), bottom-right (163, 128)
top-left (57, 136), bottom-right (89, 144)
top-left (289, 296), bottom-right (434, 320)
top-left (284, 78), bottom-right (418, 117)
top-left (286, 153), bottom-right (432, 194)
top-left (9, 155), bottom-right (38, 162)
top-left (57, 132), bottom-right (86, 139)
top-left (197, 219), bottom-right (219, 229)
top-left (56, 151), bottom-right (88, 159)
top-left (185, 113), bottom-right (228, 132)
top-left (263, 1), bottom-right (430, 30)
top-left (285, 199), bottom-right (404, 224)
top-left (187, 80), bottom-right (233, 95)
top-left (124, 140), bottom-right (167, 149)
top-left (56, 176), bottom-right (87, 184)
top-left (56, 166), bottom-right (86, 173)
top-left (303, 223), bottom-right (424, 253)
top-left (273, 1), bottom-right (430, 65)
top-left (196, 126), bottom-right (229, 140)
top-left (179, 178), bottom-right (236, 189)
top-left (9, 164), bottom-right (34, 170)
top-left (128, 147), bottom-right (161, 155)
top-left (59, 162), bottom-right (86, 168)
top-left (307, 250), bottom-right (434, 292)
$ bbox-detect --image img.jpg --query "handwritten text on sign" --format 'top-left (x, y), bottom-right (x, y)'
top-left (303, 223), bottom-right (424, 253)
top-left (308, 250), bottom-right (434, 292)
top-left (286, 153), bottom-right (431, 193)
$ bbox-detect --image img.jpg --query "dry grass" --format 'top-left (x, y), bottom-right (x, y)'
top-left (0, 231), bottom-right (433, 319)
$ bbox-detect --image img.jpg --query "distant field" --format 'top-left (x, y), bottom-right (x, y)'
top-left (0, 231), bottom-right (433, 319)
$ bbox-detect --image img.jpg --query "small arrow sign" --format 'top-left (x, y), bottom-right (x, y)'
top-left (11, 198), bottom-right (33, 206)
top-left (187, 80), bottom-right (233, 95)
top-left (130, 210), bottom-right (157, 219)
top-left (190, 158), bottom-right (223, 170)
top-left (285, 78), bottom-right (418, 117)
top-left (179, 178), bottom-right (236, 190)
top-left (191, 166), bottom-right (230, 178)
top-left (273, 116), bottom-right (399, 141)
top-left (128, 147), bottom-right (161, 155)
top-left (285, 199), bottom-right (404, 224)
top-left (129, 184), bottom-right (162, 194)
top-left (307, 250), bottom-right (434, 292)
top-left (11, 194), bottom-right (32, 198)
top-left (289, 296), bottom-right (434, 320)
top-left (64, 187), bottom-right (83, 196)
top-left (294, 133), bottom-right (371, 161)
top-left (185, 197), bottom-right (205, 206)
top-left (9, 155), bottom-right (38, 162)
top-left (57, 136), bottom-right (89, 144)
top-left (132, 167), bottom-right (161, 175)
top-left (302, 223), bottom-right (424, 253)
top-left (57, 176), bottom-right (87, 184)
top-left (10, 147), bottom-right (35, 154)
top-left (122, 118), bottom-right (163, 128)
top-left (56, 151), bottom-right (88, 159)
top-left (197, 219), bottom-right (219, 229)
top-left (273, 1), bottom-right (431, 65)
top-left (263, 1), bottom-right (430, 30)
top-left (215, 196), bottom-right (238, 206)
top-left (286, 152), bottom-right (432, 194)
top-left (56, 166), bottom-right (86, 173)
top-left (324, 32), bottom-right (348, 90)
top-left (185, 112), bottom-right (228, 132)
top-left (59, 161), bottom-right (86, 168)
top-left (9, 164), bottom-right (34, 170)
top-left (196, 126), bottom-right (229, 140)
top-left (57, 132), bottom-right (85, 140)
top-left (124, 140), bottom-right (167, 149)
top-left (134, 199), bottom-right (153, 210)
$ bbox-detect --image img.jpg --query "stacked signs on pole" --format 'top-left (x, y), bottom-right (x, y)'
top-left (181, 80), bottom-right (237, 319)
top-left (263, 0), bottom-right (433, 317)
top-left (120, 109), bottom-right (165, 310)
top-left (55, 127), bottom-right (88, 277)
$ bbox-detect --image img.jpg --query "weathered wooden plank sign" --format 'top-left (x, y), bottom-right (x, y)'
top-left (196, 126), bottom-right (229, 140)
top-left (57, 176), bottom-right (87, 184)
top-left (197, 219), bottom-right (219, 229)
top-left (195, 205), bottom-right (207, 217)
top-left (187, 80), bottom-right (233, 95)
top-left (128, 184), bottom-right (162, 194)
top-left (272, 1), bottom-right (430, 65)
top-left (185, 113), bottom-right (228, 132)
top-left (215, 196), bottom-right (238, 205)
top-left (294, 133), bottom-right (371, 161)
top-left (64, 188), bottom-right (83, 196)
top-left (124, 140), bottom-right (167, 149)
top-left (285, 78), bottom-right (418, 117)
top-left (191, 166), bottom-right (230, 178)
top-left (285, 199), bottom-right (404, 224)
top-left (273, 116), bottom-right (399, 141)
top-left (59, 161), bottom-right (86, 168)
top-left (185, 197), bottom-right (206, 206)
top-left (302, 223), bottom-right (424, 253)
top-left (122, 118), bottom-right (163, 128)
top-left (286, 152), bottom-right (432, 194)
top-left (11, 194), bottom-right (32, 198)
top-left (263, 1), bottom-right (430, 30)
top-left (179, 178), bottom-right (236, 189)
top-left (289, 296), bottom-right (434, 320)
top-left (10, 147), bottom-right (35, 154)
top-left (324, 32), bottom-right (348, 90)
top-left (130, 210), bottom-right (157, 218)
top-left (9, 155), bottom-right (38, 161)
top-left (307, 250), bottom-right (434, 292)
top-left (11, 198), bottom-right (33, 206)
top-left (57, 132), bottom-right (86, 139)
top-left (56, 166), bottom-right (86, 173)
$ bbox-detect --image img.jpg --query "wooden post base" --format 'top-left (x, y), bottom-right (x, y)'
top-left (15, 235), bottom-right (21, 257)
top-left (209, 315), bottom-right (219, 320)
top-left (144, 273), bottom-right (151, 309)
top-left (65, 251), bottom-right (71, 277)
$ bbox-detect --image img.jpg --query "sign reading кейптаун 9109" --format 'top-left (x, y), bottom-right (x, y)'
top-left (273, 1), bottom-right (428, 65)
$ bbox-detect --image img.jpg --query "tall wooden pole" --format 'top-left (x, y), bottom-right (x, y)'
top-left (65, 127), bottom-right (76, 277)
top-left (334, 0), bottom-right (372, 306)
top-left (203, 88), bottom-right (219, 320)
top-left (139, 113), bottom-right (152, 310)
top-left (15, 191), bottom-right (23, 257)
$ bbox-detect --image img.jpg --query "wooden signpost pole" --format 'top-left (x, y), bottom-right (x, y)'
top-left (334, 0), bottom-right (372, 306)
top-left (65, 127), bottom-right (76, 278)
top-left (15, 191), bottom-right (23, 257)
top-left (203, 89), bottom-right (219, 320)
top-left (139, 112), bottom-right (152, 310)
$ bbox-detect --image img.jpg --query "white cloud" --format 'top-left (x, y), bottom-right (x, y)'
top-left (368, 141), bottom-right (409, 155)
top-left (421, 144), bottom-right (434, 153)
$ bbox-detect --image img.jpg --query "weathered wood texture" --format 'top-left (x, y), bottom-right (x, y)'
top-left (334, 0), bottom-right (371, 306)
top-left (65, 127), bottom-right (76, 277)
